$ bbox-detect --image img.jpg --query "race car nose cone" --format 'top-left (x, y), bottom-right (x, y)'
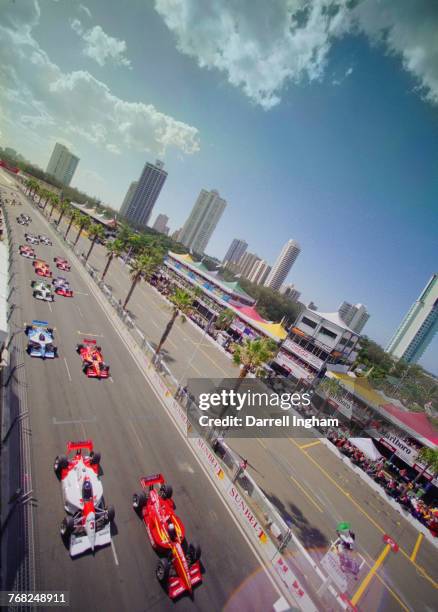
top-left (85, 512), bottom-right (96, 551)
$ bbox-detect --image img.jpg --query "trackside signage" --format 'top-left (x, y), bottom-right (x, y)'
top-left (195, 438), bottom-right (224, 479)
top-left (228, 485), bottom-right (267, 541)
top-left (274, 555), bottom-right (318, 612)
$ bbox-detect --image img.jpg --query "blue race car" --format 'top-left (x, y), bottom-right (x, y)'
top-left (25, 320), bottom-right (58, 359)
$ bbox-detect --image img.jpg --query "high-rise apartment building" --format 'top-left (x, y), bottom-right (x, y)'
top-left (120, 181), bottom-right (138, 216)
top-left (238, 252), bottom-right (261, 278)
top-left (153, 213), bottom-right (170, 235)
top-left (223, 239), bottom-right (248, 264)
top-left (264, 239), bottom-right (301, 291)
top-left (386, 273), bottom-right (438, 363)
top-left (338, 302), bottom-right (370, 333)
top-left (46, 143), bottom-right (79, 186)
top-left (247, 259), bottom-right (271, 285)
top-left (125, 160), bottom-right (167, 228)
top-left (281, 284), bottom-right (301, 302)
top-left (179, 189), bottom-right (226, 254)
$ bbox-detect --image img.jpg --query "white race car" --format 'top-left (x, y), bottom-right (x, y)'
top-left (31, 280), bottom-right (55, 301)
top-left (53, 440), bottom-right (114, 557)
top-left (25, 233), bottom-right (40, 245)
top-left (39, 234), bottom-right (52, 246)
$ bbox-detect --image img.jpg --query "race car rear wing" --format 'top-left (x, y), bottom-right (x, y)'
top-left (83, 339), bottom-right (97, 345)
top-left (140, 474), bottom-right (165, 489)
top-left (66, 440), bottom-right (94, 454)
top-left (31, 319), bottom-right (49, 327)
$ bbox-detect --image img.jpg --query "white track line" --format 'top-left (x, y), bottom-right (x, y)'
top-left (128, 420), bottom-right (143, 449)
top-left (111, 540), bottom-right (119, 566)
top-left (63, 357), bottom-right (72, 382)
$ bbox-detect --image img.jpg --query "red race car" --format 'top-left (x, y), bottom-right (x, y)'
top-left (76, 339), bottom-right (110, 378)
top-left (54, 280), bottom-right (74, 297)
top-left (33, 259), bottom-right (52, 277)
top-left (19, 245), bottom-right (36, 259)
top-left (133, 474), bottom-right (202, 599)
top-left (54, 256), bottom-right (71, 271)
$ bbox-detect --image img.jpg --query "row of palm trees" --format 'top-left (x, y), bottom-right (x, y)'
top-left (24, 178), bottom-right (277, 375)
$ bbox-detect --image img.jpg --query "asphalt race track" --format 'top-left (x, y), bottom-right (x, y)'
top-left (2, 173), bottom-right (280, 612)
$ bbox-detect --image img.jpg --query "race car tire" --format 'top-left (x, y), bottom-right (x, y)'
top-left (47, 328), bottom-right (54, 335)
top-left (132, 491), bottom-right (147, 511)
top-left (187, 542), bottom-right (201, 564)
top-left (96, 346), bottom-right (102, 352)
top-left (53, 454), bottom-right (68, 476)
top-left (105, 505), bottom-right (115, 523)
top-left (90, 451), bottom-right (101, 465)
top-left (60, 516), bottom-right (75, 537)
top-left (54, 347), bottom-right (58, 357)
top-left (32, 292), bottom-right (37, 298)
top-left (155, 559), bottom-right (170, 584)
top-left (159, 484), bottom-right (173, 499)
top-left (76, 344), bottom-right (84, 353)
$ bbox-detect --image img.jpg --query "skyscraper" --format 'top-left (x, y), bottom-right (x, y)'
top-left (120, 181), bottom-right (138, 217)
top-left (338, 302), bottom-right (370, 333)
top-left (46, 143), bottom-right (79, 186)
top-left (153, 213), bottom-right (170, 235)
top-left (281, 284), bottom-right (301, 302)
top-left (237, 252), bottom-right (261, 278)
top-left (247, 260), bottom-right (271, 285)
top-left (223, 239), bottom-right (248, 264)
top-left (179, 189), bottom-right (227, 254)
top-left (125, 160), bottom-right (167, 228)
top-left (264, 239), bottom-right (301, 291)
top-left (386, 273), bottom-right (438, 363)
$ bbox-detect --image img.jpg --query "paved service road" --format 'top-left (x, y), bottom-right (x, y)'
top-left (2, 173), bottom-right (280, 612)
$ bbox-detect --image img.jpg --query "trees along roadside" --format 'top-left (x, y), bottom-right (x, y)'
top-left (73, 214), bottom-right (91, 247)
top-left (232, 337), bottom-right (277, 379)
top-left (123, 250), bottom-right (163, 310)
top-left (155, 287), bottom-right (195, 355)
top-left (64, 209), bottom-right (81, 240)
top-left (57, 200), bottom-right (71, 226)
top-left (85, 223), bottom-right (106, 262)
top-left (101, 239), bottom-right (124, 281)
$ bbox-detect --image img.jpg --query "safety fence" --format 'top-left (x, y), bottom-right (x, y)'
top-left (0, 201), bottom-right (37, 604)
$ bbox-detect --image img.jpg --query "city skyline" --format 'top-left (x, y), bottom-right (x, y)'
top-left (1, 1), bottom-right (437, 372)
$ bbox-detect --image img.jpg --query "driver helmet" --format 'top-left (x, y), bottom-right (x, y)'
top-left (82, 478), bottom-right (93, 501)
top-left (39, 333), bottom-right (45, 341)
top-left (167, 522), bottom-right (177, 541)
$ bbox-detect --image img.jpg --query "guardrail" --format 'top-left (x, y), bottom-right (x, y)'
top-left (0, 199), bottom-right (37, 601)
top-left (26, 190), bottom-right (346, 611)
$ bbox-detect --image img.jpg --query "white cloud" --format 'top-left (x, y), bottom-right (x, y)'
top-left (0, 2), bottom-right (200, 158)
top-left (79, 4), bottom-right (92, 19)
top-left (154, 0), bottom-right (438, 109)
top-left (70, 18), bottom-right (131, 68)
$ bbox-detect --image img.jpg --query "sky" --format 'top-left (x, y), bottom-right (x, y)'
top-left (1, 0), bottom-right (437, 372)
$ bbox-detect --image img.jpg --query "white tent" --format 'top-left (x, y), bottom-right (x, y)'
top-left (349, 438), bottom-right (382, 461)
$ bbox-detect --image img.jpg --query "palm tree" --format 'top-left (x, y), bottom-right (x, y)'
top-left (57, 200), bottom-right (71, 226)
top-left (85, 224), bottom-right (106, 262)
top-left (101, 239), bottom-right (124, 281)
top-left (215, 308), bottom-right (235, 331)
top-left (155, 288), bottom-right (195, 355)
top-left (123, 251), bottom-right (163, 310)
top-left (73, 214), bottom-right (91, 247)
top-left (232, 337), bottom-right (277, 379)
top-left (64, 209), bottom-right (81, 241)
top-left (48, 194), bottom-right (60, 219)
